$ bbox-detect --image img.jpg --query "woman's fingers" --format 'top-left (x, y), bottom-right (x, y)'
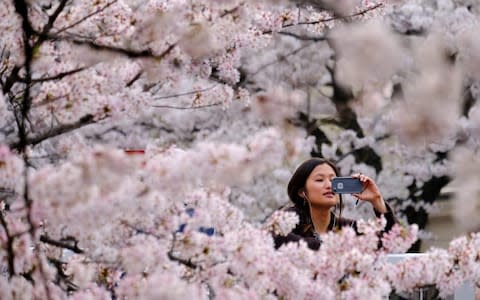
top-left (352, 173), bottom-right (371, 183)
top-left (350, 174), bottom-right (383, 205)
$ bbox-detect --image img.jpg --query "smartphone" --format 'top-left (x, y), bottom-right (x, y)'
top-left (332, 177), bottom-right (364, 194)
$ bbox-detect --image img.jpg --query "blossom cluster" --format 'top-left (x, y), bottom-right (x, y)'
top-left (2, 0), bottom-right (480, 299)
top-left (386, 233), bottom-right (480, 298)
top-left (0, 142), bottom-right (478, 298)
top-left (262, 209), bottom-right (299, 236)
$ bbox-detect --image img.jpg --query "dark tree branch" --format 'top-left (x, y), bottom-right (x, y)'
top-left (100, 127), bottom-right (127, 137)
top-left (0, 45), bottom-right (6, 62)
top-left (168, 233), bottom-right (200, 270)
top-left (47, 257), bottom-right (78, 292)
top-left (33, 17), bottom-right (177, 61)
top-left (0, 211), bottom-right (16, 277)
top-left (323, 61), bottom-right (368, 134)
top-left (0, 187), bottom-right (17, 210)
top-left (126, 71), bottom-right (143, 87)
top-left (0, 45), bottom-right (9, 78)
top-left (75, 40), bottom-right (177, 59)
top-left (220, 3), bottom-right (244, 18)
top-left (13, 1), bottom-right (54, 297)
top-left (89, 127), bottom-right (127, 140)
top-left (277, 31), bottom-right (326, 42)
top-left (152, 85), bottom-right (217, 100)
top-left (136, 121), bottom-right (174, 133)
top-left (45, 36), bottom-right (177, 60)
top-left (9, 114), bottom-right (96, 150)
top-left (34, 0), bottom-right (69, 47)
top-left (53, 0), bottom-right (119, 35)
top-left (23, 67), bottom-right (88, 83)
top-left (151, 102), bottom-right (223, 110)
top-left (263, 3), bottom-right (383, 34)
top-left (2, 66), bottom-right (21, 95)
top-left (13, 1), bottom-right (35, 36)
top-left (40, 234), bottom-right (85, 254)
top-left (13, 0), bottom-right (34, 144)
top-left (403, 175), bottom-right (451, 252)
top-left (122, 222), bottom-right (200, 270)
top-left (167, 250), bottom-right (199, 270)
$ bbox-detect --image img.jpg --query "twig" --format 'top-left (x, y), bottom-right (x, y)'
top-left (126, 71), bottom-right (143, 87)
top-left (152, 85), bottom-right (217, 100)
top-left (220, 3), bottom-right (244, 18)
top-left (39, 235), bottom-right (85, 254)
top-left (47, 257), bottom-right (79, 292)
top-left (168, 233), bottom-right (200, 270)
top-left (122, 222), bottom-right (200, 270)
top-left (69, 39), bottom-right (176, 60)
top-left (25, 67), bottom-right (87, 83)
top-left (277, 31), bottom-right (326, 42)
top-left (34, 0), bottom-right (69, 47)
top-left (151, 102), bottom-right (223, 110)
top-left (9, 114), bottom-right (96, 150)
top-left (266, 3), bottom-right (384, 33)
top-left (53, 0), bottom-right (119, 35)
top-left (2, 66), bottom-right (21, 95)
top-left (0, 212), bottom-right (15, 277)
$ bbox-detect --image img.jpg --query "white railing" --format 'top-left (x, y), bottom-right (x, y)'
top-left (386, 254), bottom-right (476, 300)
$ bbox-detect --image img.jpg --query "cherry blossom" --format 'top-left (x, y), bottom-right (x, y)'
top-left (2, 0), bottom-right (480, 299)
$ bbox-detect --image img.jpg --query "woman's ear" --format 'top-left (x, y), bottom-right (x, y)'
top-left (298, 189), bottom-right (305, 198)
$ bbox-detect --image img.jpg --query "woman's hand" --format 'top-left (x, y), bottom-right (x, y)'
top-left (351, 173), bottom-right (387, 213)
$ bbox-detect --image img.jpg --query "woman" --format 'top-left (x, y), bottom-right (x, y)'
top-left (274, 158), bottom-right (397, 250)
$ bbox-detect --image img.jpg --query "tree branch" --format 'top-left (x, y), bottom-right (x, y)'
top-left (168, 233), bottom-right (200, 270)
top-left (152, 85), bottom-right (217, 100)
top-left (44, 36), bottom-right (177, 60)
top-left (126, 71), bottom-right (143, 87)
top-left (47, 257), bottom-right (78, 292)
top-left (0, 212), bottom-right (16, 277)
top-left (2, 66), bottom-right (21, 95)
top-left (220, 3), bottom-right (244, 18)
top-left (39, 234), bottom-right (85, 254)
top-left (264, 3), bottom-right (384, 33)
top-left (122, 222), bottom-right (200, 270)
top-left (167, 251), bottom-right (199, 270)
top-left (34, 0), bottom-right (69, 47)
top-left (277, 31), bottom-right (326, 42)
top-left (151, 102), bottom-right (223, 110)
top-left (13, 1), bottom-right (55, 297)
top-left (9, 114), bottom-right (96, 150)
top-left (296, 2), bottom-right (383, 25)
top-left (76, 40), bottom-right (177, 59)
top-left (21, 67), bottom-right (87, 83)
top-left (53, 0), bottom-right (119, 35)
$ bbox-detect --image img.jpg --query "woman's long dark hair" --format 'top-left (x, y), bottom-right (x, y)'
top-left (287, 158), bottom-right (343, 234)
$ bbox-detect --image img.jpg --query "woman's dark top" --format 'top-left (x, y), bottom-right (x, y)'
top-left (273, 202), bottom-right (397, 250)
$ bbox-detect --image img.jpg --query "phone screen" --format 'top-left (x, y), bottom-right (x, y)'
top-left (332, 177), bottom-right (363, 194)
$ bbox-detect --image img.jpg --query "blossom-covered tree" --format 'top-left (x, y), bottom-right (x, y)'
top-left (1, 0), bottom-right (480, 298)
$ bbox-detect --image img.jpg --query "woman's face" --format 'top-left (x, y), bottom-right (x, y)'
top-left (303, 163), bottom-right (339, 208)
